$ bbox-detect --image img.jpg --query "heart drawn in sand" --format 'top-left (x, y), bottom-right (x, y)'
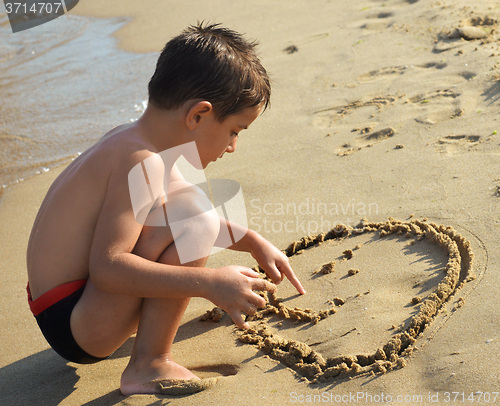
top-left (235, 218), bottom-right (476, 383)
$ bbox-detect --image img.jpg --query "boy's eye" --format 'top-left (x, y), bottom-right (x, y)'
top-left (232, 132), bottom-right (238, 137)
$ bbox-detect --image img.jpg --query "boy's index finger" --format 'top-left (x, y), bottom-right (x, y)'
top-left (288, 272), bottom-right (306, 295)
top-left (280, 262), bottom-right (306, 295)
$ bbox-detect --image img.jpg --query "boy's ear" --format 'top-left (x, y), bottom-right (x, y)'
top-left (186, 101), bottom-right (213, 130)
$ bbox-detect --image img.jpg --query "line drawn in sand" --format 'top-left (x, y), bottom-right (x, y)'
top-left (234, 218), bottom-right (481, 383)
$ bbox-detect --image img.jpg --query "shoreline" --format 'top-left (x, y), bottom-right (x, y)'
top-left (0, 12), bottom-right (153, 193)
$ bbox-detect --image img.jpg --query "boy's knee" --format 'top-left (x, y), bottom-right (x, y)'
top-left (167, 191), bottom-right (220, 238)
top-left (137, 190), bottom-right (219, 255)
top-left (166, 192), bottom-right (220, 264)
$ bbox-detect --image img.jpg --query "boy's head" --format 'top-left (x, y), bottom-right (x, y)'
top-left (148, 23), bottom-right (271, 123)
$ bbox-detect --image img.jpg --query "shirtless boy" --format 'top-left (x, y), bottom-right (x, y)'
top-left (26, 23), bottom-right (305, 396)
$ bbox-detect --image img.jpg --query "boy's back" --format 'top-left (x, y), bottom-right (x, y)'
top-left (27, 123), bottom-right (152, 299)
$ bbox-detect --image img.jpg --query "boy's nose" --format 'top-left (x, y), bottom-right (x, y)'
top-left (226, 137), bottom-right (238, 153)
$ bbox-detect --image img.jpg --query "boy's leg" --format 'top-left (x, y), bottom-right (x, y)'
top-left (71, 190), bottom-right (220, 394)
top-left (120, 238), bottom-right (210, 395)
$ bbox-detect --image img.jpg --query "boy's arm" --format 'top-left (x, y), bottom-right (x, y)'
top-left (88, 155), bottom-right (205, 298)
top-left (168, 162), bottom-right (305, 295)
top-left (218, 218), bottom-right (306, 295)
top-left (88, 153), bottom-right (275, 328)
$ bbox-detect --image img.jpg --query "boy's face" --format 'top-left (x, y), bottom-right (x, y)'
top-left (196, 105), bottom-right (262, 168)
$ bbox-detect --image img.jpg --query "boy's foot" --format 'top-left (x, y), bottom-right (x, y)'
top-left (120, 356), bottom-right (208, 396)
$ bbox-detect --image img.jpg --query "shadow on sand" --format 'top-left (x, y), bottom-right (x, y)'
top-left (0, 349), bottom-right (78, 406)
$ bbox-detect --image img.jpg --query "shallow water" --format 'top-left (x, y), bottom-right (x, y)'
top-left (0, 11), bottom-right (156, 196)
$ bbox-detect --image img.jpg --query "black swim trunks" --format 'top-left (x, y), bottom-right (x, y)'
top-left (27, 280), bottom-right (107, 364)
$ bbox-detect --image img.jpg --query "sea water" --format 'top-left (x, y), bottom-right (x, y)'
top-left (0, 10), bottom-right (156, 196)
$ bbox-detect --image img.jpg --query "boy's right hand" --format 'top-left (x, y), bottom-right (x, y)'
top-left (204, 266), bottom-right (276, 329)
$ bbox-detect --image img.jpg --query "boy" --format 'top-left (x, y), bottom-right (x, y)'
top-left (26, 23), bottom-right (305, 396)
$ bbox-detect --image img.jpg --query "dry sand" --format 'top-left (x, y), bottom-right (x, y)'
top-left (1, 0), bottom-right (500, 404)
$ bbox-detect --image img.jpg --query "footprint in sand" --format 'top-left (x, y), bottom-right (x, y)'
top-left (357, 66), bottom-right (406, 83)
top-left (407, 89), bottom-right (463, 124)
top-left (435, 134), bottom-right (482, 154)
top-left (374, 11), bottom-right (394, 19)
top-left (357, 62), bottom-right (447, 83)
top-left (313, 96), bottom-right (398, 128)
top-left (314, 63), bottom-right (457, 131)
top-left (360, 11), bottom-right (395, 30)
top-left (338, 127), bottom-right (395, 156)
top-left (237, 219), bottom-right (479, 383)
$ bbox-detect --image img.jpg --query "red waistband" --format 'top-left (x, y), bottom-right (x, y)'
top-left (27, 280), bottom-right (87, 317)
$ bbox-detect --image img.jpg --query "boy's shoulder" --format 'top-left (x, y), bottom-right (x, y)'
top-left (51, 122), bottom-right (162, 205)
top-left (89, 123), bottom-right (160, 172)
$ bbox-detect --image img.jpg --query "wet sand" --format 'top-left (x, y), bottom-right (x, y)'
top-left (1, 0), bottom-right (500, 404)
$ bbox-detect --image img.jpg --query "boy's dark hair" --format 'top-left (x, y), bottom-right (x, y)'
top-left (148, 23), bottom-right (271, 122)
